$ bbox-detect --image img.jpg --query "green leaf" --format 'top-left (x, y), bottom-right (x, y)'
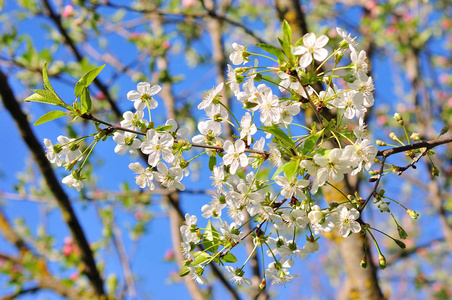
top-left (42, 62), bottom-right (53, 92)
top-left (221, 252), bottom-right (237, 263)
top-left (80, 87), bottom-right (92, 114)
top-left (283, 160), bottom-right (298, 179)
top-left (193, 251), bottom-right (211, 266)
top-left (25, 89), bottom-right (63, 107)
top-left (34, 110), bottom-right (66, 126)
top-left (272, 161), bottom-right (298, 180)
top-left (262, 125), bottom-right (295, 149)
top-left (282, 20), bottom-right (292, 44)
top-left (302, 130), bottom-right (324, 155)
top-left (256, 43), bottom-right (285, 62)
top-left (202, 221), bottom-right (220, 253)
top-left (74, 64), bottom-right (105, 97)
top-left (272, 163), bottom-right (287, 179)
top-left (294, 36), bottom-right (304, 47)
top-left (277, 37), bottom-right (292, 60)
top-left (209, 155), bottom-right (217, 172)
top-left (155, 124), bottom-right (173, 132)
top-left (179, 266), bottom-right (190, 277)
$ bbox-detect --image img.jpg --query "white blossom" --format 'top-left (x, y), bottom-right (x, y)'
top-left (127, 82), bottom-right (161, 111)
top-left (223, 140), bottom-right (248, 174)
top-left (129, 162), bottom-right (155, 190)
top-left (140, 129), bottom-right (174, 167)
top-left (292, 33), bottom-right (329, 68)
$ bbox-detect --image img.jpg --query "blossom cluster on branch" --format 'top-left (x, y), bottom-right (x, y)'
top-left (27, 22), bottom-right (427, 287)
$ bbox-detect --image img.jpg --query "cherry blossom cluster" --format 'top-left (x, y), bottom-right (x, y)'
top-left (39, 25), bottom-right (388, 287)
top-left (178, 28), bottom-right (379, 285)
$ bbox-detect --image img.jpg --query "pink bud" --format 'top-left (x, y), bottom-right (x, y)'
top-left (62, 244), bottom-right (73, 256)
top-left (182, 0), bottom-right (196, 9)
top-left (62, 5), bottom-right (74, 18)
top-left (95, 91), bottom-right (105, 100)
top-left (164, 249), bottom-right (174, 261)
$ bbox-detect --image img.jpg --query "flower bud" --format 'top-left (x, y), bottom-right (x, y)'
top-left (369, 176), bottom-right (378, 182)
top-left (410, 132), bottom-right (420, 141)
top-left (235, 74), bottom-right (244, 84)
top-left (339, 40), bottom-right (349, 50)
top-left (407, 209), bottom-right (419, 219)
top-left (378, 254), bottom-right (386, 269)
top-left (334, 51), bottom-right (344, 64)
top-left (343, 74), bottom-right (356, 83)
top-left (69, 142), bottom-right (79, 151)
top-left (440, 126), bottom-right (449, 136)
top-left (368, 170), bottom-right (380, 175)
top-left (393, 113), bottom-right (403, 123)
top-left (360, 256), bottom-right (368, 269)
top-left (389, 132), bottom-right (397, 140)
top-left (397, 225), bottom-right (408, 239)
top-left (259, 278), bottom-right (266, 290)
top-left (432, 166), bottom-right (439, 177)
top-left (53, 144), bottom-right (63, 154)
top-left (394, 239), bottom-right (406, 249)
top-left (376, 140), bottom-right (386, 146)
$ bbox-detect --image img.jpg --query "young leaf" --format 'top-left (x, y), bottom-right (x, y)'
top-left (80, 87), bottom-right (92, 114)
top-left (155, 124), bottom-right (173, 132)
top-left (209, 155), bottom-right (217, 172)
top-left (202, 220), bottom-right (220, 253)
top-left (34, 110), bottom-right (66, 126)
top-left (262, 125), bottom-right (295, 149)
top-left (179, 266), bottom-right (190, 277)
top-left (256, 43), bottom-right (286, 62)
top-left (193, 251), bottom-right (211, 266)
top-left (74, 64), bottom-right (106, 97)
top-left (221, 252), bottom-right (237, 263)
top-left (26, 89), bottom-right (65, 107)
top-left (282, 20), bottom-right (292, 44)
top-left (272, 161), bottom-right (298, 180)
top-left (42, 62), bottom-right (54, 92)
top-left (283, 160), bottom-right (298, 179)
top-left (302, 130), bottom-right (324, 155)
top-left (277, 37), bottom-right (293, 60)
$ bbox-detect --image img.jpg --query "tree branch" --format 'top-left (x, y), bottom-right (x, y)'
top-left (376, 136), bottom-right (452, 157)
top-left (0, 69), bottom-right (106, 297)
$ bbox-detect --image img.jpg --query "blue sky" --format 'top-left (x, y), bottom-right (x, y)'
top-left (0, 1), bottom-right (448, 299)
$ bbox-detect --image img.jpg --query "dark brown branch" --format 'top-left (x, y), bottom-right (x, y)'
top-left (81, 113), bottom-right (269, 155)
top-left (376, 136), bottom-right (452, 157)
top-left (0, 69), bottom-right (106, 297)
top-left (101, 2), bottom-right (268, 44)
top-left (0, 287), bottom-right (39, 300)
